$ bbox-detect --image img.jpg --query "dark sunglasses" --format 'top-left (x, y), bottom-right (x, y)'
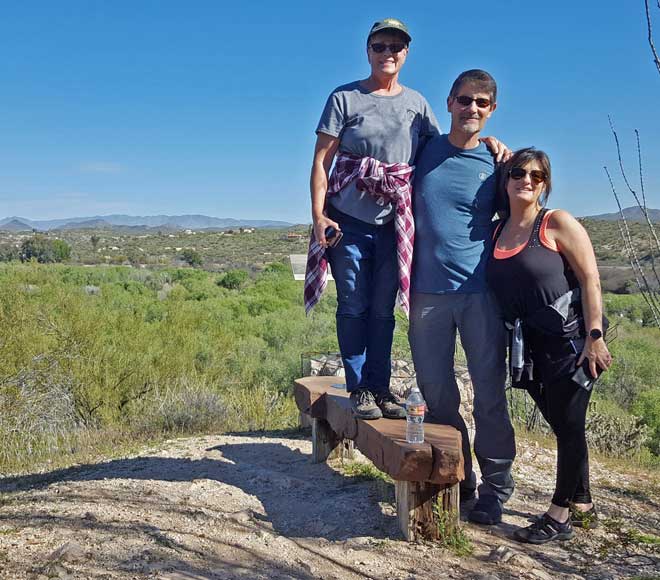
top-left (509, 167), bottom-right (547, 185)
top-left (369, 42), bottom-right (407, 54)
top-left (454, 95), bottom-right (492, 108)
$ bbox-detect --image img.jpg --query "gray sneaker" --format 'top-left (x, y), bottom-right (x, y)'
top-left (375, 392), bottom-right (406, 419)
top-left (350, 388), bottom-right (382, 420)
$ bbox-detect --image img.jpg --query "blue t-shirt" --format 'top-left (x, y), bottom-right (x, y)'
top-left (412, 134), bottom-right (498, 294)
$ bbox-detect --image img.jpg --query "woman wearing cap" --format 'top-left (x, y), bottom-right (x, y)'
top-left (304, 18), bottom-right (438, 420)
top-left (487, 147), bottom-right (612, 543)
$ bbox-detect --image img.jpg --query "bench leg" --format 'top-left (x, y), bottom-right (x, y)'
top-left (331, 439), bottom-right (355, 461)
top-left (437, 481), bottom-right (460, 536)
top-left (299, 411), bottom-right (313, 429)
top-left (311, 418), bottom-right (354, 463)
top-left (395, 481), bottom-right (459, 541)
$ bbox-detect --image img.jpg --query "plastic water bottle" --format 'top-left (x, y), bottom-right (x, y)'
top-left (406, 385), bottom-right (426, 444)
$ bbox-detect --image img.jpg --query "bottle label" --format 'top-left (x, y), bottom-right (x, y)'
top-left (407, 404), bottom-right (425, 417)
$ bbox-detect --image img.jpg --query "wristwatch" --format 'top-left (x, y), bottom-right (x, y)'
top-left (589, 328), bottom-right (603, 340)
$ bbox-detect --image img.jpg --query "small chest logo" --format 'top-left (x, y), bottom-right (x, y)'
top-left (478, 172), bottom-right (488, 182)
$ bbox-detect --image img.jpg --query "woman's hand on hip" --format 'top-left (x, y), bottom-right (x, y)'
top-left (578, 337), bottom-right (613, 378)
top-left (313, 214), bottom-right (341, 248)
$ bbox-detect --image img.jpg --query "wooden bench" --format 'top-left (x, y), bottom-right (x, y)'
top-left (294, 376), bottom-right (464, 541)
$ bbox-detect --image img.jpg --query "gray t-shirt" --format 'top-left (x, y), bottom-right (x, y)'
top-left (316, 81), bottom-right (440, 224)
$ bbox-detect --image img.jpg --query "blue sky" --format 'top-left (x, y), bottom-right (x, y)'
top-left (0, 1), bottom-right (658, 222)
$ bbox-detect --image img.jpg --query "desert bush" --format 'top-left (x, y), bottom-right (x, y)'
top-left (218, 269), bottom-right (248, 290)
top-left (633, 388), bottom-right (660, 455)
top-left (181, 248), bottom-right (202, 267)
top-left (508, 388), bottom-right (652, 458)
top-left (132, 379), bottom-right (227, 435)
top-left (604, 294), bottom-right (652, 323)
top-left (0, 245), bottom-right (20, 262)
top-left (586, 405), bottom-right (649, 456)
top-left (4, 261), bottom-right (653, 475)
top-left (0, 354), bottom-right (79, 468)
top-left (0, 262), bottom-right (339, 472)
top-left (597, 319), bottom-right (660, 410)
top-left (20, 235), bottom-right (71, 263)
top-left (220, 380), bottom-right (299, 432)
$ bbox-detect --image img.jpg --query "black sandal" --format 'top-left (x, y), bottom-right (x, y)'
top-left (514, 513), bottom-right (574, 544)
top-left (530, 505), bottom-right (599, 529)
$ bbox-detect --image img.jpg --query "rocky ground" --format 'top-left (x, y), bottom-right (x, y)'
top-left (0, 430), bottom-right (658, 580)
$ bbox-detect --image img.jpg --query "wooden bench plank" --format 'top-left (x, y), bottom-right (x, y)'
top-left (425, 428), bottom-right (464, 485)
top-left (293, 376), bottom-right (342, 418)
top-left (354, 416), bottom-right (434, 482)
top-left (324, 391), bottom-right (359, 440)
top-left (294, 378), bottom-right (464, 484)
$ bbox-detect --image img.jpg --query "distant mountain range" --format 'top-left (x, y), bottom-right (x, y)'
top-left (0, 214), bottom-right (294, 232)
top-left (0, 207), bottom-right (656, 233)
top-left (583, 206), bottom-right (660, 222)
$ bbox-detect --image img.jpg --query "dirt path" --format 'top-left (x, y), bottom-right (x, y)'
top-left (0, 431), bottom-right (658, 579)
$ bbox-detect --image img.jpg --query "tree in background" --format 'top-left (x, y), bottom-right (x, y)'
top-left (20, 235), bottom-right (71, 263)
top-left (90, 234), bottom-right (101, 252)
top-left (181, 248), bottom-right (202, 268)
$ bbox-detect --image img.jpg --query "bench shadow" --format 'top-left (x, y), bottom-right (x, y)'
top-left (0, 438), bottom-right (399, 543)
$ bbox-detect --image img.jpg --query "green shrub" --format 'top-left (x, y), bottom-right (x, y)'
top-left (218, 269), bottom-right (249, 290)
top-left (633, 388), bottom-right (660, 455)
top-left (0, 263), bottom-right (337, 472)
top-left (181, 248), bottom-right (202, 267)
top-left (132, 380), bottom-right (227, 436)
top-left (20, 235), bottom-right (71, 263)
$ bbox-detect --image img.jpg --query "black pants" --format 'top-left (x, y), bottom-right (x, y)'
top-left (526, 376), bottom-right (593, 508)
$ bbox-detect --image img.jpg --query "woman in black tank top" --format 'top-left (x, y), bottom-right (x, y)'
top-left (486, 148), bottom-right (612, 544)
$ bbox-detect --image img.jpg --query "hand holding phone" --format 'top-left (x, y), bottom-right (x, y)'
top-left (571, 358), bottom-right (603, 391)
top-left (325, 226), bottom-right (343, 248)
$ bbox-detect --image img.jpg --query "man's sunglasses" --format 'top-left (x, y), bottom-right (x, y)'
top-left (509, 167), bottom-right (547, 185)
top-left (454, 95), bottom-right (492, 108)
top-left (369, 42), bottom-right (407, 54)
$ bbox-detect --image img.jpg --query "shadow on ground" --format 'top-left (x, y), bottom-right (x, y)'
top-left (0, 435), bottom-right (398, 543)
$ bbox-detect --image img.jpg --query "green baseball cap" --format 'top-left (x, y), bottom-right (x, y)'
top-left (368, 18), bottom-right (411, 43)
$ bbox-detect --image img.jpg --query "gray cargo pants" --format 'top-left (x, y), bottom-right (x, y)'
top-left (408, 292), bottom-right (515, 503)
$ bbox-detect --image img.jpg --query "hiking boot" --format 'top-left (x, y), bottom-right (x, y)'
top-left (514, 513), bottom-right (574, 544)
top-left (468, 494), bottom-right (503, 525)
top-left (375, 392), bottom-right (406, 419)
top-left (349, 388), bottom-right (382, 420)
top-left (570, 505), bottom-right (599, 529)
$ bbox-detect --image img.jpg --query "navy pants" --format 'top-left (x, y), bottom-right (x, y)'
top-left (408, 292), bottom-right (516, 503)
top-left (325, 207), bottom-right (398, 395)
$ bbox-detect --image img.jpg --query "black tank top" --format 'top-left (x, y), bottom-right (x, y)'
top-left (486, 209), bottom-right (579, 324)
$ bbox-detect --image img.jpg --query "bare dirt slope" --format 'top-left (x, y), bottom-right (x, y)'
top-left (0, 431), bottom-right (658, 580)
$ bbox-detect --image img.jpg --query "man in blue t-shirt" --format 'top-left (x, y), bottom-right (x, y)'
top-left (409, 69), bottom-right (515, 525)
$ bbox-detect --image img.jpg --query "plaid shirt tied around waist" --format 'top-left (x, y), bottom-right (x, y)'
top-left (304, 153), bottom-right (415, 317)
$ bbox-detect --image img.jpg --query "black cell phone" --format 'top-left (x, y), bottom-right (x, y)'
top-left (571, 359), bottom-right (603, 391)
top-left (324, 226), bottom-right (343, 248)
